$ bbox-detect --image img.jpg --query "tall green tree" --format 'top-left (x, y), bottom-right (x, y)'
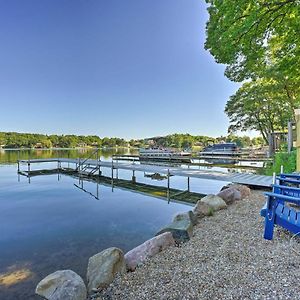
top-left (205, 0), bottom-right (300, 82)
top-left (225, 78), bottom-right (294, 143)
top-left (204, 0), bottom-right (300, 138)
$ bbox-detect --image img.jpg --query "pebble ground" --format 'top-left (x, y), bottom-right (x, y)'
top-left (97, 191), bottom-right (300, 300)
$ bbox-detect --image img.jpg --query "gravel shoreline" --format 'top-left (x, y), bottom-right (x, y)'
top-left (98, 190), bottom-right (300, 300)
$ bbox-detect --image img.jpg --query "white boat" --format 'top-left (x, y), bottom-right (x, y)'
top-left (200, 143), bottom-right (241, 157)
top-left (139, 148), bottom-right (191, 162)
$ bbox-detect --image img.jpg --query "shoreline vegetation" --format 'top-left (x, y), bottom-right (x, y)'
top-left (0, 131), bottom-right (265, 150)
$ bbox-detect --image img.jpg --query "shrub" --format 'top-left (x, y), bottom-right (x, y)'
top-left (265, 151), bottom-right (296, 175)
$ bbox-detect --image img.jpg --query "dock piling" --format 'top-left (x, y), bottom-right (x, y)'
top-left (187, 165), bottom-right (190, 192)
top-left (98, 160), bottom-right (102, 176)
top-left (167, 169), bottom-right (170, 203)
top-left (280, 165), bottom-right (284, 174)
top-left (132, 170), bottom-right (136, 183)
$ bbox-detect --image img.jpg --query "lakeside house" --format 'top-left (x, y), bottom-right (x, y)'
top-left (78, 142), bottom-right (88, 148)
top-left (34, 143), bottom-right (43, 149)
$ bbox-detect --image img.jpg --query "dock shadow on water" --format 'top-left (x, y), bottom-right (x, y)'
top-left (2, 150), bottom-right (223, 300)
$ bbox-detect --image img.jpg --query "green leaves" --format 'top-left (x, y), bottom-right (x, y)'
top-left (225, 78), bottom-right (296, 142)
top-left (205, 0), bottom-right (299, 81)
top-left (204, 0), bottom-right (300, 139)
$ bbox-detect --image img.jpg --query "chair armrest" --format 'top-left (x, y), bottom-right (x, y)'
top-left (272, 184), bottom-right (300, 192)
top-left (276, 177), bottom-right (300, 184)
top-left (265, 192), bottom-right (300, 205)
top-left (279, 173), bottom-right (300, 180)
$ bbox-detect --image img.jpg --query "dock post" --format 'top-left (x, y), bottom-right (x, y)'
top-left (17, 151), bottom-right (20, 172)
top-left (167, 169), bottom-right (170, 202)
top-left (132, 170), bottom-right (136, 183)
top-left (272, 172), bottom-right (276, 185)
top-left (116, 159), bottom-right (119, 179)
top-left (78, 158), bottom-right (81, 185)
top-left (187, 165), bottom-right (190, 192)
top-left (111, 161), bottom-right (114, 191)
top-left (28, 160), bottom-right (31, 184)
top-left (98, 159), bottom-right (102, 176)
top-left (280, 165), bottom-right (284, 174)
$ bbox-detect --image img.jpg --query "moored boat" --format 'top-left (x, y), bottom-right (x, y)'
top-left (139, 148), bottom-right (191, 162)
top-left (200, 142), bottom-right (241, 157)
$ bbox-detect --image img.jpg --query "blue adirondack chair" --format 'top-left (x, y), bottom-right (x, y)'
top-left (261, 184), bottom-right (300, 217)
top-left (262, 190), bottom-right (300, 240)
top-left (276, 173), bottom-right (300, 186)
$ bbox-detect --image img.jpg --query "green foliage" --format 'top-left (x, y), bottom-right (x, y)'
top-left (265, 151), bottom-right (296, 176)
top-left (0, 132), bottom-right (127, 149)
top-left (205, 0), bottom-right (300, 82)
top-left (204, 0), bottom-right (300, 139)
top-left (0, 132), bottom-right (265, 149)
top-left (141, 133), bottom-right (264, 149)
top-left (225, 134), bottom-right (252, 148)
top-left (225, 79), bottom-right (295, 143)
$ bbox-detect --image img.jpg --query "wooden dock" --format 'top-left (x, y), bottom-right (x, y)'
top-left (18, 158), bottom-right (273, 188)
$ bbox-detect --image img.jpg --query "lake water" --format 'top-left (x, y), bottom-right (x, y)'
top-left (0, 149), bottom-right (228, 299)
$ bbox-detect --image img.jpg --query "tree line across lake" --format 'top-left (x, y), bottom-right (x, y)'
top-left (0, 132), bottom-right (264, 149)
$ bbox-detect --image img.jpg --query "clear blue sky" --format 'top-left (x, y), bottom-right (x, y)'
top-left (0, 0), bottom-right (240, 139)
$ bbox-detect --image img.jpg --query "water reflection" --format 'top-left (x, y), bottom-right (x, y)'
top-left (0, 148), bottom-right (137, 165)
top-left (0, 266), bottom-right (34, 287)
top-left (0, 157), bottom-right (193, 299)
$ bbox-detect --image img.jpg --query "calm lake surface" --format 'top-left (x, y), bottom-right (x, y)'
top-left (0, 149), bottom-right (228, 299)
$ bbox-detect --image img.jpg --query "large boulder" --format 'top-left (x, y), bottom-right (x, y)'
top-left (221, 184), bottom-right (251, 199)
top-left (193, 201), bottom-right (212, 218)
top-left (217, 187), bottom-right (242, 204)
top-left (173, 210), bottom-right (197, 226)
top-left (86, 247), bottom-right (126, 293)
top-left (125, 232), bottom-right (175, 271)
top-left (35, 270), bottom-right (86, 300)
top-left (156, 217), bottom-right (193, 244)
top-left (200, 194), bottom-right (227, 211)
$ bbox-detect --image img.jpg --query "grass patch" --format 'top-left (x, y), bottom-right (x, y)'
top-left (208, 207), bottom-right (214, 216)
